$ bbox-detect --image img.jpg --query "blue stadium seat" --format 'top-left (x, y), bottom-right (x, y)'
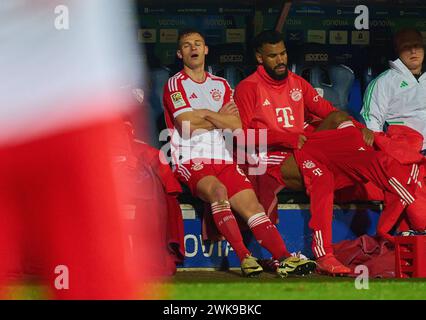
top-left (206, 43), bottom-right (250, 88)
top-left (301, 64), bottom-right (355, 113)
top-left (287, 43), bottom-right (354, 112)
top-left (362, 66), bottom-right (376, 95)
top-left (149, 66), bottom-right (171, 120)
top-left (148, 66), bottom-right (171, 147)
top-left (348, 78), bottom-right (364, 121)
top-left (207, 64), bottom-right (247, 89)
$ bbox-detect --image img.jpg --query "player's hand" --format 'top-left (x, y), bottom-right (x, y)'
top-left (298, 135), bottom-right (307, 149)
top-left (220, 101), bottom-right (239, 116)
top-left (361, 127), bottom-right (374, 146)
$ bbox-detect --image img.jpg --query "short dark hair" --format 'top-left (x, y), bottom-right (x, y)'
top-left (393, 28), bottom-right (423, 53)
top-left (177, 29), bottom-right (206, 48)
top-left (252, 30), bottom-right (285, 53)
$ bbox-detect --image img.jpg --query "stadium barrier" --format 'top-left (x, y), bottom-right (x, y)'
top-left (178, 203), bottom-right (381, 269)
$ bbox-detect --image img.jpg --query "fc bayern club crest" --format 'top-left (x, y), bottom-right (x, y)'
top-left (191, 163), bottom-right (204, 171)
top-left (290, 88), bottom-right (302, 102)
top-left (210, 88), bottom-right (222, 101)
top-left (302, 160), bottom-right (316, 169)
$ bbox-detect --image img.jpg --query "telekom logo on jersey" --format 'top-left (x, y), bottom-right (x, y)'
top-left (275, 107), bottom-right (295, 128)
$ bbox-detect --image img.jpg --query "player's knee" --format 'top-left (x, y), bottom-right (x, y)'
top-left (211, 183), bottom-right (228, 201)
top-left (281, 157), bottom-right (303, 180)
top-left (280, 164), bottom-right (304, 191)
top-left (242, 200), bottom-right (264, 216)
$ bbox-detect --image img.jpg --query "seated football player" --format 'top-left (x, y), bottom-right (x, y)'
top-left (162, 29), bottom-right (316, 277)
top-left (235, 30), bottom-right (424, 276)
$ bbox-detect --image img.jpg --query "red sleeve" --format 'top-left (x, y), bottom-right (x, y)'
top-left (162, 77), bottom-right (192, 120)
top-left (235, 80), bottom-right (300, 149)
top-left (234, 80), bottom-right (256, 130)
top-left (221, 79), bottom-right (233, 107)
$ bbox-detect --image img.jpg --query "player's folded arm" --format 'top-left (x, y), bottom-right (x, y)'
top-left (204, 111), bottom-right (242, 131)
top-left (175, 109), bottom-right (216, 135)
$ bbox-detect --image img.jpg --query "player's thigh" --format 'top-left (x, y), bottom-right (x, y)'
top-left (175, 162), bottom-right (229, 202)
top-left (196, 175), bottom-right (228, 203)
top-left (217, 164), bottom-right (262, 221)
top-left (280, 155), bottom-right (304, 191)
top-left (229, 188), bottom-right (264, 222)
top-left (216, 164), bottom-right (253, 197)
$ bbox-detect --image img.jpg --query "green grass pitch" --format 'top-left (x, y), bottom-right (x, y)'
top-left (164, 270), bottom-right (426, 300)
top-left (6, 271), bottom-right (426, 299)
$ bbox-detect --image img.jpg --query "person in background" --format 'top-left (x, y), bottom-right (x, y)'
top-left (361, 28), bottom-right (426, 153)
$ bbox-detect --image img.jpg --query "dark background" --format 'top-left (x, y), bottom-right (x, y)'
top-left (136, 0), bottom-right (426, 144)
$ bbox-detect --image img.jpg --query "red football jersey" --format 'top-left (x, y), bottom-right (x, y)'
top-left (162, 70), bottom-right (233, 164)
top-left (234, 65), bottom-right (337, 136)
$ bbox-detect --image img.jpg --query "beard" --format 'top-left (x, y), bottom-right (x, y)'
top-left (264, 63), bottom-right (288, 80)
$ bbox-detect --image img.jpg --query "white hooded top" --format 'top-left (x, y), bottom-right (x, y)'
top-left (360, 58), bottom-right (426, 149)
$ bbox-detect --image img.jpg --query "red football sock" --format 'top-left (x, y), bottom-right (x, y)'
top-left (211, 200), bottom-right (250, 262)
top-left (248, 212), bottom-right (290, 260)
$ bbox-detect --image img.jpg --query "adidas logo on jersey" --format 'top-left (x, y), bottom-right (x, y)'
top-left (358, 147), bottom-right (366, 151)
top-left (263, 99), bottom-right (271, 106)
top-left (189, 92), bottom-right (198, 99)
top-left (400, 80), bottom-right (408, 88)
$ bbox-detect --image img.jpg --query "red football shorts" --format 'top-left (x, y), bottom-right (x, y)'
top-left (258, 151), bottom-right (292, 187)
top-left (175, 159), bottom-right (253, 198)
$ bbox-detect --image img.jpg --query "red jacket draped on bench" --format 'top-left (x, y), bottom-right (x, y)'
top-left (113, 122), bottom-right (185, 277)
